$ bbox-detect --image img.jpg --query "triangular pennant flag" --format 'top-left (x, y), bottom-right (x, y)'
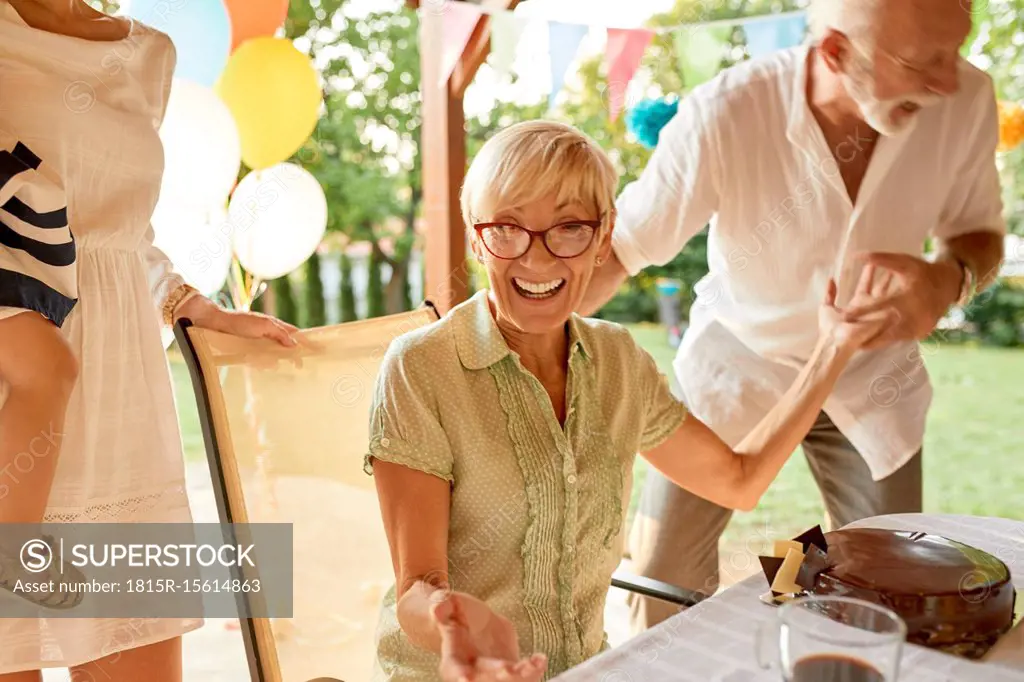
top-left (743, 14), bottom-right (807, 59)
top-left (674, 25), bottom-right (731, 89)
top-left (490, 12), bottom-right (528, 79)
top-left (605, 28), bottom-right (655, 121)
top-left (548, 21), bottom-right (589, 109)
top-left (440, 2), bottom-right (483, 86)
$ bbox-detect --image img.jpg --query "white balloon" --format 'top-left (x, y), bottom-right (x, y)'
top-left (152, 200), bottom-right (234, 296)
top-left (228, 163), bottom-right (327, 280)
top-left (159, 78), bottom-right (242, 214)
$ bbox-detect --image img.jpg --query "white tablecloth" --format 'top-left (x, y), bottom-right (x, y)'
top-left (555, 514), bottom-right (1024, 682)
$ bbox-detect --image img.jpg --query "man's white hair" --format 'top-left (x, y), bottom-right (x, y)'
top-left (807, 0), bottom-right (882, 41)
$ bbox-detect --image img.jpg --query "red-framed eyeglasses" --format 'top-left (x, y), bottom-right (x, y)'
top-left (472, 219), bottom-right (602, 260)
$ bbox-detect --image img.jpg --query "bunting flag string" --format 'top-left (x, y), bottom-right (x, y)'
top-left (548, 21), bottom-right (591, 109)
top-left (439, 1), bottom-right (483, 85)
top-left (674, 25), bottom-right (732, 89)
top-left (605, 28), bottom-right (655, 121)
top-left (426, 3), bottom-right (808, 115)
top-left (743, 13), bottom-right (808, 59)
top-left (429, 4), bottom-right (807, 35)
top-left (489, 11), bottom-right (528, 79)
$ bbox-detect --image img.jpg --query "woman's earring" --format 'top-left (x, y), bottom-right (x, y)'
top-left (595, 257), bottom-right (605, 266)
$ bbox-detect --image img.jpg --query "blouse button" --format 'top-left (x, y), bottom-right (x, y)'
top-left (566, 474), bottom-right (577, 485)
top-left (380, 437), bottom-right (391, 447)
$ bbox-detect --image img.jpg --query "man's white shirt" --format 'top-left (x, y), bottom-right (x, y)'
top-left (612, 44), bottom-right (1005, 480)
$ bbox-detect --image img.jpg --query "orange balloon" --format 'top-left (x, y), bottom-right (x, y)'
top-left (998, 100), bottom-right (1024, 153)
top-left (224, 0), bottom-right (289, 52)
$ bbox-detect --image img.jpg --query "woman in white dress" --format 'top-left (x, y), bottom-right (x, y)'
top-left (0, 1), bottom-right (298, 679)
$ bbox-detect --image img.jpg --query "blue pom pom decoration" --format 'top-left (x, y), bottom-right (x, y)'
top-left (626, 97), bottom-right (680, 149)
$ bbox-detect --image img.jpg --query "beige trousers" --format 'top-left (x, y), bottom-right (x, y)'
top-left (626, 409), bottom-right (923, 632)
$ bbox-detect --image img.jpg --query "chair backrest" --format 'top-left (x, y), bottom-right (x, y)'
top-left (175, 304), bottom-right (440, 682)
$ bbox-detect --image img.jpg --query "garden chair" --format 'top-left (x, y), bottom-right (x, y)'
top-left (174, 303), bottom-right (702, 682)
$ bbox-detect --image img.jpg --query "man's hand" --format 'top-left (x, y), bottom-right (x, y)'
top-left (840, 252), bottom-right (962, 350)
top-left (819, 265), bottom-right (897, 352)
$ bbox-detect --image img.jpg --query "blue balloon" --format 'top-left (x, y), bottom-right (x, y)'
top-left (128, 0), bottom-right (232, 87)
top-left (626, 97), bottom-right (680, 150)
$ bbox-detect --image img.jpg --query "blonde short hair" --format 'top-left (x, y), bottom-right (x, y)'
top-left (460, 121), bottom-right (617, 230)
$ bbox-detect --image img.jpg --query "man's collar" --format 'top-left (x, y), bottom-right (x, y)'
top-left (452, 290), bottom-right (592, 370)
top-left (786, 43), bottom-right (817, 146)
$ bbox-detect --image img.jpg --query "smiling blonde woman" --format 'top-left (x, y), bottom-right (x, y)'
top-left (363, 120), bottom-right (894, 681)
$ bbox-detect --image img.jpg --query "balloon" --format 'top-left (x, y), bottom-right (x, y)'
top-left (215, 37), bottom-right (321, 170)
top-left (998, 100), bottom-right (1024, 153)
top-left (159, 79), bottom-right (241, 214)
top-left (128, 0), bottom-right (232, 87)
top-left (228, 164), bottom-right (327, 279)
top-left (152, 202), bottom-right (234, 297)
top-left (224, 0), bottom-right (289, 52)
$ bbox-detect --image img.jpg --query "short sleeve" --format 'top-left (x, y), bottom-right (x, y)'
top-left (363, 338), bottom-right (455, 483)
top-left (0, 132), bottom-right (77, 327)
top-left (635, 343), bottom-right (688, 453)
top-left (933, 76), bottom-right (1006, 241)
top-left (612, 91), bottom-right (721, 277)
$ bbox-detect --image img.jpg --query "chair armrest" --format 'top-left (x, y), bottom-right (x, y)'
top-left (610, 569), bottom-right (709, 608)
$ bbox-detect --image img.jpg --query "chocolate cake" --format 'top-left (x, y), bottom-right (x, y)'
top-left (758, 527), bottom-right (1017, 659)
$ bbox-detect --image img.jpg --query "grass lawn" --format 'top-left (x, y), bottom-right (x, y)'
top-left (623, 324), bottom-right (1024, 583)
top-left (169, 326), bottom-right (1023, 583)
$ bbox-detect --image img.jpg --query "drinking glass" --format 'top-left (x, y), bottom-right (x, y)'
top-left (756, 595), bottom-right (907, 681)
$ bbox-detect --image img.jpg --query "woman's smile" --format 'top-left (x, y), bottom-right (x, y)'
top-left (511, 276), bottom-right (567, 300)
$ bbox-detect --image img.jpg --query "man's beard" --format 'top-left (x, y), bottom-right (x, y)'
top-left (842, 54), bottom-right (942, 136)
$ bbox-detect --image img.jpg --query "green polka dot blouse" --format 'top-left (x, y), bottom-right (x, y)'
top-left (364, 290), bottom-right (688, 680)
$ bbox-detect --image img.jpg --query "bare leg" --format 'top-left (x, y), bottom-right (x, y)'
top-left (69, 636), bottom-right (181, 682)
top-left (0, 311), bottom-right (78, 524)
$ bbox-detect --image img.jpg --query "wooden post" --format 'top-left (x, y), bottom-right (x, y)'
top-left (421, 7), bottom-right (469, 315)
top-left (419, 0), bottom-right (520, 314)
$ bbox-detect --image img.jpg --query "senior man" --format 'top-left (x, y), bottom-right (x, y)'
top-left (583, 0), bottom-right (1006, 631)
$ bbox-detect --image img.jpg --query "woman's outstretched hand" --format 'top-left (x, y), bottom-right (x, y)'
top-left (819, 264), bottom-right (896, 352)
top-left (432, 592), bottom-right (547, 682)
top-left (175, 295), bottom-right (299, 347)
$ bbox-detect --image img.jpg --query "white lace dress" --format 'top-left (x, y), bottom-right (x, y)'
top-left (0, 2), bottom-right (202, 670)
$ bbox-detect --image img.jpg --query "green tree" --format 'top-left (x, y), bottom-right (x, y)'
top-left (964, 0), bottom-right (1024, 235)
top-left (272, 276), bottom-right (298, 326)
top-left (368, 248), bottom-right (387, 318)
top-left (964, 280), bottom-right (1024, 346)
top-left (339, 253), bottom-right (358, 322)
top-left (290, 1), bottom-right (422, 315)
top-left (303, 254), bottom-right (326, 328)
top-left (401, 270), bottom-right (413, 312)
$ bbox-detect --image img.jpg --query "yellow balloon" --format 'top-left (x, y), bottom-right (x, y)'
top-left (216, 37), bottom-right (321, 170)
